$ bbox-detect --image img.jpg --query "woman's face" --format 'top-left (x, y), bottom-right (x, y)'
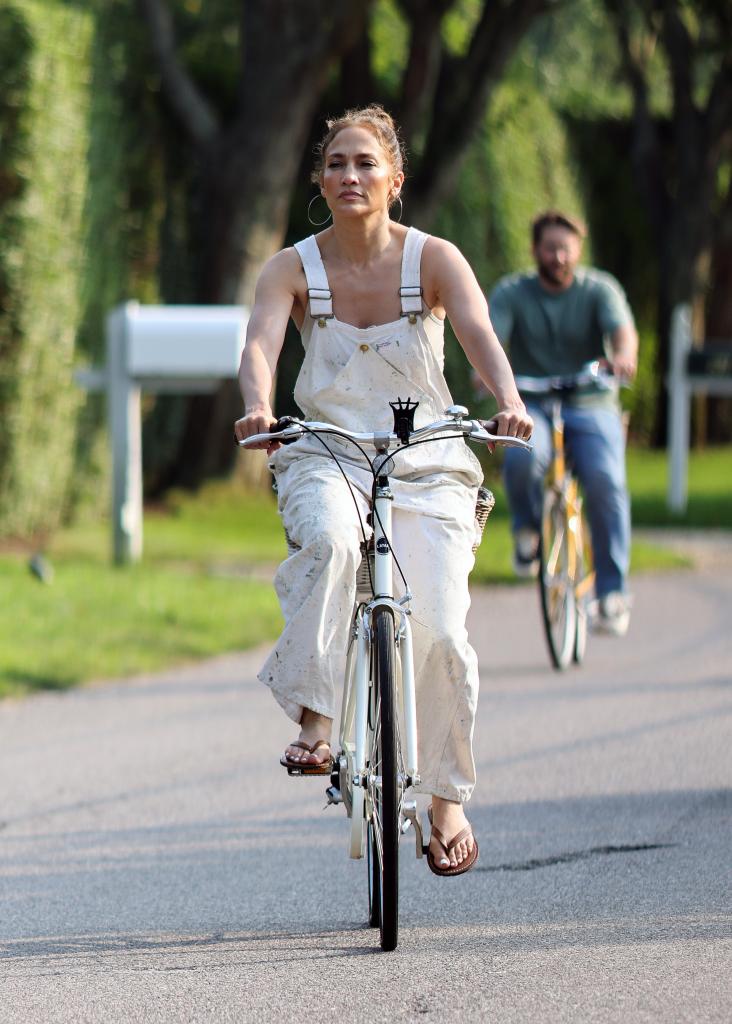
top-left (321, 125), bottom-right (403, 220)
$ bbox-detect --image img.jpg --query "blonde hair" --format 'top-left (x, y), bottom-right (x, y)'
top-left (311, 105), bottom-right (405, 194)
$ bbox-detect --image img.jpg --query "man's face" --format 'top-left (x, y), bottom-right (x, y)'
top-left (533, 225), bottom-right (582, 290)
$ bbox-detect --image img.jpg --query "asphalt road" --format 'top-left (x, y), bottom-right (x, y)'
top-left (1, 568), bottom-right (730, 1023)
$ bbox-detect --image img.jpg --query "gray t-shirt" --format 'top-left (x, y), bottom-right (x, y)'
top-left (488, 267), bottom-right (634, 406)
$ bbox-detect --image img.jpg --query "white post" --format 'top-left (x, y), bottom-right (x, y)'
top-left (667, 303), bottom-right (692, 513)
top-left (107, 303), bottom-right (143, 564)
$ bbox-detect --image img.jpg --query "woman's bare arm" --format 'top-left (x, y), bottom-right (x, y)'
top-left (423, 238), bottom-right (532, 440)
top-left (235, 250), bottom-right (299, 449)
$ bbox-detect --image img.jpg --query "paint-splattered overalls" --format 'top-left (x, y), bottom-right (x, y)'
top-left (260, 227), bottom-right (484, 801)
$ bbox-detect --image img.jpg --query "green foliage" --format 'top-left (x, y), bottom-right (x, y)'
top-left (72, 0), bottom-right (167, 517)
top-left (434, 66), bottom-right (588, 407)
top-left (0, 1), bottom-right (92, 538)
top-left (370, 0), bottom-right (408, 94)
top-left (0, 1), bottom-right (169, 535)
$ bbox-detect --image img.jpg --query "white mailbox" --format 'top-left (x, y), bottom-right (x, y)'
top-left (126, 304), bottom-right (246, 378)
top-left (85, 301), bottom-right (249, 564)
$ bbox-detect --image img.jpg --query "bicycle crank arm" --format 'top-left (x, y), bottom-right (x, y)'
top-left (401, 800), bottom-right (424, 859)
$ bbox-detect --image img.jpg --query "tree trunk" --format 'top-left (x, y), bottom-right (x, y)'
top-left (607, 0), bottom-right (732, 446)
top-left (140, 0), bottom-right (370, 488)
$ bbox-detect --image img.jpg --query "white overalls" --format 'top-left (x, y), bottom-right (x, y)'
top-left (259, 227), bottom-right (484, 802)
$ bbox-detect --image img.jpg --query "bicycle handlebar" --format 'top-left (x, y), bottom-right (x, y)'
top-left (514, 360), bottom-right (629, 395)
top-left (236, 412), bottom-right (533, 452)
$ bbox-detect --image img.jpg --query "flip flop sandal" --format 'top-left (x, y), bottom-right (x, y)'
top-left (279, 740), bottom-right (333, 776)
top-left (426, 806), bottom-right (479, 877)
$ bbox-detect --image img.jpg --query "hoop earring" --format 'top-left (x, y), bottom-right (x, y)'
top-left (307, 194), bottom-right (332, 226)
top-left (390, 195), bottom-right (403, 223)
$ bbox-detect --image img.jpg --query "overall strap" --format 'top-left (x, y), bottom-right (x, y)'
top-left (400, 226), bottom-right (428, 319)
top-left (294, 236), bottom-right (333, 320)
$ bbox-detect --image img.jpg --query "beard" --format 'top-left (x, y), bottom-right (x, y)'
top-left (537, 261), bottom-right (574, 289)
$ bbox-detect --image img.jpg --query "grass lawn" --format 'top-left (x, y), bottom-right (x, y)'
top-left (2, 447), bottom-right (728, 698)
top-left (626, 446), bottom-right (732, 527)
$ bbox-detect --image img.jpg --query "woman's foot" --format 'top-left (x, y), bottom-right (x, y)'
top-left (282, 709), bottom-right (333, 767)
top-left (428, 797), bottom-right (478, 872)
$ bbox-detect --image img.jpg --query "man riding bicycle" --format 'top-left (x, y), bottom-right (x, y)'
top-left (487, 211), bottom-right (638, 637)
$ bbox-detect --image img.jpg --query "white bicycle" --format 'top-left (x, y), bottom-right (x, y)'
top-left (239, 401), bottom-right (531, 951)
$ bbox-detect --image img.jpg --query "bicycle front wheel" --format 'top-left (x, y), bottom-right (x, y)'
top-left (573, 505), bottom-right (594, 665)
top-left (368, 605), bottom-right (399, 951)
top-left (539, 490), bottom-right (577, 670)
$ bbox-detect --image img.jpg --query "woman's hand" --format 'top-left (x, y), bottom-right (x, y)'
top-left (492, 403), bottom-right (533, 442)
top-left (234, 405), bottom-right (282, 455)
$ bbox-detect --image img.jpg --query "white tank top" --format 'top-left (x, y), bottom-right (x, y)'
top-left (270, 226), bottom-right (482, 486)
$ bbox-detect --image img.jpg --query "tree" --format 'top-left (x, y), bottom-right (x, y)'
top-left (606, 0), bottom-right (732, 443)
top-left (138, 0), bottom-right (558, 483)
top-left (395, 0), bottom-right (560, 225)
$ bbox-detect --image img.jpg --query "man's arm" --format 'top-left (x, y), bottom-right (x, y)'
top-left (609, 322), bottom-right (639, 380)
top-left (595, 272), bottom-right (638, 380)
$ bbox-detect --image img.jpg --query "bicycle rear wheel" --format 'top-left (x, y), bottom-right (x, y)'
top-left (368, 605), bottom-right (399, 951)
top-left (539, 490), bottom-right (577, 670)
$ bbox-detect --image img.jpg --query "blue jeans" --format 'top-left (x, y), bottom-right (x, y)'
top-left (503, 403), bottom-right (630, 598)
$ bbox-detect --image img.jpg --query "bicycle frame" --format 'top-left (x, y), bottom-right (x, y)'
top-left (338, 455), bottom-right (420, 860)
top-left (543, 397), bottom-right (594, 602)
top-left (237, 409), bottom-right (531, 861)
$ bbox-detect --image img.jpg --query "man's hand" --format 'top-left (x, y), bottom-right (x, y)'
top-left (234, 406), bottom-right (282, 455)
top-left (611, 351), bottom-right (638, 381)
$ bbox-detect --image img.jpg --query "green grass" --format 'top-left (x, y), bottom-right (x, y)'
top-left (626, 446), bottom-right (732, 527)
top-left (470, 478), bottom-right (689, 585)
top-left (0, 484), bottom-right (285, 699)
top-left (3, 446), bottom-right (728, 698)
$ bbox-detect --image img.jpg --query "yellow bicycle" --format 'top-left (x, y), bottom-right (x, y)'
top-left (514, 363), bottom-right (619, 670)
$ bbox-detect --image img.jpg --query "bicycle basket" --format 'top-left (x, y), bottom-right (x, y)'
top-left (472, 486), bottom-right (496, 554)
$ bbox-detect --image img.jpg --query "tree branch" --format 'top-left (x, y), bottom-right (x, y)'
top-left (396, 0), bottom-right (455, 147)
top-left (606, 0), bottom-right (667, 239)
top-left (705, 53), bottom-right (732, 154)
top-left (137, 0), bottom-right (219, 148)
top-left (409, 0), bottom-right (557, 221)
top-left (655, 0), bottom-right (697, 122)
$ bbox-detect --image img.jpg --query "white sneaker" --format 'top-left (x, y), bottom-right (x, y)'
top-left (594, 591), bottom-right (631, 637)
top-left (513, 529), bottom-right (539, 579)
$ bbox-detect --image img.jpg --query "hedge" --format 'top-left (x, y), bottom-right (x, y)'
top-left (0, 1), bottom-right (93, 538)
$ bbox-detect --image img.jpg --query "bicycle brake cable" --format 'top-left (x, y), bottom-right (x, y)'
top-left (296, 423), bottom-right (378, 596)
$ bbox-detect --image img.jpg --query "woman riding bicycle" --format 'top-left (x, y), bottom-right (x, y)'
top-left (234, 105), bottom-right (532, 876)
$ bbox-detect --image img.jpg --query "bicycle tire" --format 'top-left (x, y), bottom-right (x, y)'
top-left (369, 605), bottom-right (399, 951)
top-left (539, 490), bottom-right (577, 670)
top-left (367, 820), bottom-right (381, 927)
top-left (573, 507), bottom-right (592, 665)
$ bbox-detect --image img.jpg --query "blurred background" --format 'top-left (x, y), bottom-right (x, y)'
top-left (1, 0), bottom-right (730, 695)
